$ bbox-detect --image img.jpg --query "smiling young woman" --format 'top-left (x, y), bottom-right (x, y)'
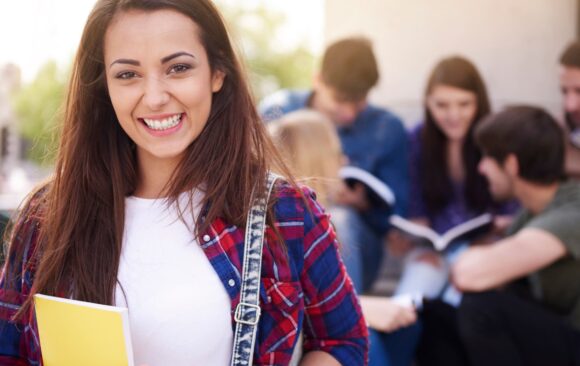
top-left (0, 1), bottom-right (368, 365)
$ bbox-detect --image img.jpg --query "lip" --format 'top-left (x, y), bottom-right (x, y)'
top-left (138, 113), bottom-right (185, 137)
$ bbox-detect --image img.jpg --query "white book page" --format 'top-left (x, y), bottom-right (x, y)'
top-left (389, 215), bottom-right (440, 244)
top-left (438, 213), bottom-right (493, 248)
top-left (390, 213), bottom-right (493, 251)
top-left (338, 166), bottom-right (396, 206)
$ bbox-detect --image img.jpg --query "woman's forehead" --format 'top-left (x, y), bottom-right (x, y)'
top-left (104, 9), bottom-right (203, 61)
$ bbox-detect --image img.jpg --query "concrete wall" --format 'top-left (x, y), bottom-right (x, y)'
top-left (324, 0), bottom-right (577, 126)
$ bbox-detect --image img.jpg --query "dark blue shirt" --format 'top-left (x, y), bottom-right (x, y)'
top-left (260, 89), bottom-right (409, 235)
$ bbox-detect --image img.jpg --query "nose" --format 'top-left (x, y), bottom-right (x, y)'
top-left (447, 105), bottom-right (462, 123)
top-left (142, 76), bottom-right (170, 111)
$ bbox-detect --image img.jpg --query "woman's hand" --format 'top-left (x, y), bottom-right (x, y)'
top-left (493, 215), bottom-right (514, 234)
top-left (359, 295), bottom-right (417, 333)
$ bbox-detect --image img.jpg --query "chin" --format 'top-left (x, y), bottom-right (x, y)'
top-left (447, 132), bottom-right (467, 142)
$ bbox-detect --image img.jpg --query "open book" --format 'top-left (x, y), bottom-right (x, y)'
top-left (338, 166), bottom-right (396, 208)
top-left (389, 213), bottom-right (493, 251)
top-left (34, 294), bottom-right (134, 366)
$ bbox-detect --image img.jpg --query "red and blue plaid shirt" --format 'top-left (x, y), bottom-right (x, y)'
top-left (0, 182), bottom-right (368, 365)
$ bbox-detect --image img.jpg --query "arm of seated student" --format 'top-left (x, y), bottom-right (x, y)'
top-left (452, 228), bottom-right (567, 292)
top-left (359, 295), bottom-right (417, 333)
top-left (332, 181), bottom-right (370, 211)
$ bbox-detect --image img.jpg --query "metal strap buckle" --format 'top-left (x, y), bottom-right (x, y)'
top-left (234, 302), bottom-right (261, 326)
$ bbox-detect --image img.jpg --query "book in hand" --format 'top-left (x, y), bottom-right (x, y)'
top-left (389, 213), bottom-right (493, 251)
top-left (338, 166), bottom-right (396, 208)
top-left (34, 294), bottom-right (135, 366)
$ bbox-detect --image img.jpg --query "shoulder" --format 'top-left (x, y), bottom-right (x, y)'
top-left (271, 179), bottom-right (322, 223)
top-left (270, 180), bottom-right (331, 244)
top-left (408, 122), bottom-right (424, 150)
top-left (512, 183), bottom-right (580, 256)
top-left (8, 183), bottom-right (49, 242)
top-left (357, 105), bottom-right (407, 144)
top-left (258, 89), bottom-right (310, 122)
top-left (409, 122), bottom-right (424, 141)
top-left (2, 183), bottom-right (49, 291)
top-left (362, 104), bottom-right (405, 128)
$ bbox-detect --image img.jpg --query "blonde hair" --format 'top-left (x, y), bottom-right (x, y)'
top-left (268, 110), bottom-right (343, 206)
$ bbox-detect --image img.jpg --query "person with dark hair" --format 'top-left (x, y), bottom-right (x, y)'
top-left (392, 56), bottom-right (516, 305)
top-left (0, 1), bottom-right (368, 365)
top-left (449, 106), bottom-right (580, 366)
top-left (0, 210), bottom-right (7, 265)
top-left (559, 40), bottom-right (580, 179)
top-left (260, 37), bottom-right (409, 294)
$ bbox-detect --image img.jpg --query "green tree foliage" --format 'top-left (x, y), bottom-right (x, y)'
top-left (12, 61), bottom-right (67, 165)
top-left (218, 4), bottom-right (315, 100)
top-left (11, 4), bottom-right (314, 166)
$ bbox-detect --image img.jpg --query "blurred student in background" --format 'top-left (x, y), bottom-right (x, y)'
top-left (452, 106), bottom-right (580, 366)
top-left (559, 40), bottom-right (580, 179)
top-left (261, 37), bottom-right (409, 293)
top-left (385, 56), bottom-right (518, 365)
top-left (267, 110), bottom-right (342, 208)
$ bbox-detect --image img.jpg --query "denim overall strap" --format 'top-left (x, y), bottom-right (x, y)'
top-left (231, 172), bottom-right (279, 366)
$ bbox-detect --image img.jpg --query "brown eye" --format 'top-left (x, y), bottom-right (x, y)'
top-left (169, 64), bottom-right (192, 74)
top-left (116, 71), bottom-right (138, 80)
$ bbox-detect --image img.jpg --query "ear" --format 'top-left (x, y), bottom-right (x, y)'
top-left (211, 70), bottom-right (225, 93)
top-left (312, 72), bottom-right (322, 89)
top-left (503, 154), bottom-right (519, 177)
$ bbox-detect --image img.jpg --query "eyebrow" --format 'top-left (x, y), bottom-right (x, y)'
top-left (109, 51), bottom-right (196, 68)
top-left (161, 51), bottom-right (195, 64)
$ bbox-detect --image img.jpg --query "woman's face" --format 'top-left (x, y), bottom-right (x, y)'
top-left (104, 9), bottom-right (224, 171)
top-left (427, 84), bottom-right (478, 142)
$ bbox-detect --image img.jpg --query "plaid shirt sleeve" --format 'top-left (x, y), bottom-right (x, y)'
top-left (0, 193), bottom-right (43, 365)
top-left (299, 187), bottom-right (369, 365)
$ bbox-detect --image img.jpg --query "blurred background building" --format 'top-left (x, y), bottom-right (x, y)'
top-left (325, 0), bottom-right (576, 124)
top-left (0, 0), bottom-right (577, 209)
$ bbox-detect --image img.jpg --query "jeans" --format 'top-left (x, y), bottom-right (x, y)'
top-left (395, 242), bottom-right (469, 307)
top-left (368, 322), bottom-right (422, 366)
top-left (327, 205), bottom-right (384, 293)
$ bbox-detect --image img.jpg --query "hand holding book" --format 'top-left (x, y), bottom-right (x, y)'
top-left (34, 294), bottom-right (134, 366)
top-left (333, 180), bottom-right (372, 211)
top-left (389, 213), bottom-right (494, 251)
top-left (338, 166), bottom-right (396, 209)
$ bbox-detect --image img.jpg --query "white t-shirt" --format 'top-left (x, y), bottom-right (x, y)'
top-left (115, 192), bottom-right (233, 366)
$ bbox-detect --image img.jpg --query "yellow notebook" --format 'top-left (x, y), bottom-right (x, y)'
top-left (34, 294), bottom-right (135, 366)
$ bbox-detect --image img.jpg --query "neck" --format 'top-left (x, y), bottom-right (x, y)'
top-left (134, 153), bottom-right (181, 198)
top-left (447, 139), bottom-right (465, 182)
top-left (516, 180), bottom-right (560, 214)
top-left (310, 91), bottom-right (323, 112)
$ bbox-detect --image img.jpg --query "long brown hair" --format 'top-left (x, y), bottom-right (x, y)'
top-left (14, 0), bottom-right (291, 313)
top-left (421, 56), bottom-right (493, 214)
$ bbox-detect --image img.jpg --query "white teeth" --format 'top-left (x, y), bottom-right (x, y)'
top-left (142, 114), bottom-right (182, 131)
